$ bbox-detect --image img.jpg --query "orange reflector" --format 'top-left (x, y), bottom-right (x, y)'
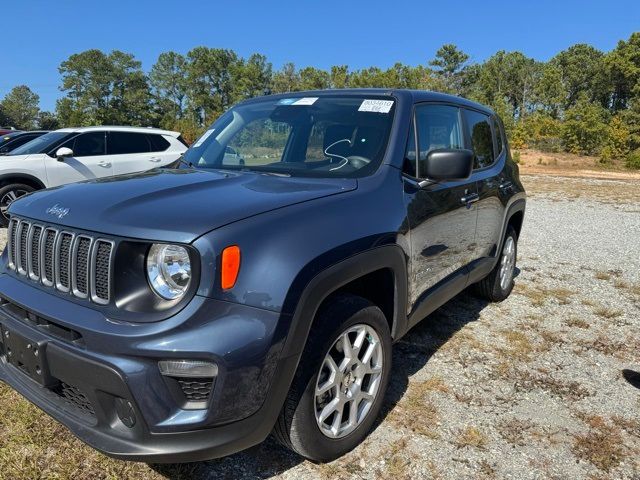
top-left (221, 245), bottom-right (241, 289)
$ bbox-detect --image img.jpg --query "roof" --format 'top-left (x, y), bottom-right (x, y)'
top-left (240, 88), bottom-right (495, 115)
top-left (54, 126), bottom-right (181, 137)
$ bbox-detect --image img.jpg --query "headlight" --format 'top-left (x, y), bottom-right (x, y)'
top-left (146, 244), bottom-right (191, 300)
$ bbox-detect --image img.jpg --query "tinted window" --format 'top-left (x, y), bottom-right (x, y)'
top-left (61, 132), bottom-right (106, 157)
top-left (414, 104), bottom-right (463, 177)
top-left (147, 134), bottom-right (170, 152)
top-left (108, 132), bottom-right (151, 155)
top-left (493, 117), bottom-right (504, 155)
top-left (403, 120), bottom-right (416, 177)
top-left (9, 131), bottom-right (72, 156)
top-left (464, 110), bottom-right (494, 169)
top-left (0, 134), bottom-right (38, 153)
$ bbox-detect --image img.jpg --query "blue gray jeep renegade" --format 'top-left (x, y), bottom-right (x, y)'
top-left (0, 89), bottom-right (525, 463)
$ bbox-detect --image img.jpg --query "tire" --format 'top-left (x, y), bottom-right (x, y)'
top-left (274, 294), bottom-right (392, 462)
top-left (473, 225), bottom-right (518, 302)
top-left (0, 183), bottom-right (35, 227)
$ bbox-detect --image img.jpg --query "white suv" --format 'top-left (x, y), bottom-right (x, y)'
top-left (0, 126), bottom-right (187, 225)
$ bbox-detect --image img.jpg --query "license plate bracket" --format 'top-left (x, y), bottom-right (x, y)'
top-left (1, 325), bottom-right (58, 387)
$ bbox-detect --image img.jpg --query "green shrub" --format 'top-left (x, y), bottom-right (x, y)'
top-left (512, 151), bottom-right (521, 164)
top-left (625, 150), bottom-right (640, 170)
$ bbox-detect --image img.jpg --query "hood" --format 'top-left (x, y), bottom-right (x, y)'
top-left (10, 168), bottom-right (357, 243)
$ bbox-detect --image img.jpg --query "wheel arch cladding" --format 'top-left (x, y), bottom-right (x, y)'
top-left (0, 173), bottom-right (45, 190)
top-left (279, 244), bottom-right (408, 358)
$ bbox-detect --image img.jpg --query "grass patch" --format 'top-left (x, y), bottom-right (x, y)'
top-left (455, 426), bottom-right (488, 449)
top-left (513, 370), bottom-right (591, 401)
top-left (565, 317), bottom-right (590, 329)
top-left (0, 386), bottom-right (158, 480)
top-left (593, 306), bottom-right (623, 319)
top-left (514, 284), bottom-right (575, 306)
top-left (388, 380), bottom-right (441, 439)
top-left (572, 415), bottom-right (625, 473)
top-left (498, 330), bottom-right (535, 360)
top-left (497, 418), bottom-right (535, 446)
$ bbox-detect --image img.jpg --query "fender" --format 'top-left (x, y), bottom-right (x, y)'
top-left (0, 172), bottom-right (46, 189)
top-left (497, 196), bottom-right (526, 254)
top-left (467, 195), bottom-right (526, 285)
top-left (279, 244), bottom-right (408, 359)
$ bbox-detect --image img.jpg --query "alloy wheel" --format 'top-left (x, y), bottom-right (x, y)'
top-left (499, 236), bottom-right (516, 290)
top-left (314, 324), bottom-right (384, 439)
top-left (0, 188), bottom-right (29, 220)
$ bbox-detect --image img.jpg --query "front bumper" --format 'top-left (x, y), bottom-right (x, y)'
top-left (0, 274), bottom-right (296, 462)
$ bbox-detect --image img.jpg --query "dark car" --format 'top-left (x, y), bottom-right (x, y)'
top-left (0, 89), bottom-right (525, 463)
top-left (0, 130), bottom-right (49, 155)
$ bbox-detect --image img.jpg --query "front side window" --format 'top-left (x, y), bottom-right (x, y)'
top-left (63, 132), bottom-right (106, 157)
top-left (464, 110), bottom-right (494, 169)
top-left (183, 95), bottom-right (396, 178)
top-left (414, 104), bottom-right (463, 178)
top-left (108, 132), bottom-right (151, 155)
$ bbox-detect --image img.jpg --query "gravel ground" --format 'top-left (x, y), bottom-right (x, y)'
top-left (0, 174), bottom-right (639, 479)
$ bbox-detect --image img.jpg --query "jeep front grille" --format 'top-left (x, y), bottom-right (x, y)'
top-left (7, 218), bottom-right (114, 304)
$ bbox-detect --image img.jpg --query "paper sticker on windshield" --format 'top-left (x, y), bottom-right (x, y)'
top-left (277, 97), bottom-right (319, 106)
top-left (293, 97), bottom-right (318, 105)
top-left (193, 129), bottom-right (215, 148)
top-left (358, 99), bottom-right (394, 113)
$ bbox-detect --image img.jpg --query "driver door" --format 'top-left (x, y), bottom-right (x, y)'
top-left (45, 132), bottom-right (114, 187)
top-left (404, 103), bottom-right (479, 308)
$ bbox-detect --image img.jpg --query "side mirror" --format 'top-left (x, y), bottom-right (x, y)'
top-left (55, 147), bottom-right (73, 161)
top-left (420, 149), bottom-right (474, 181)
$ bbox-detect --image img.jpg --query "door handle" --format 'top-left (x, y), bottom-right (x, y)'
top-left (149, 157), bottom-right (162, 163)
top-left (98, 161), bottom-right (111, 168)
top-left (460, 192), bottom-right (480, 205)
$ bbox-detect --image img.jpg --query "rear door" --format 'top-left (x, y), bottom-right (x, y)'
top-left (107, 131), bottom-right (153, 175)
top-left (404, 103), bottom-right (479, 306)
top-left (107, 132), bottom-right (180, 174)
top-left (44, 131), bottom-right (113, 187)
top-left (464, 109), bottom-right (506, 258)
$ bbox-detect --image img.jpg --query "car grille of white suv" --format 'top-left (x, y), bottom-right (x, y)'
top-left (7, 217), bottom-right (114, 304)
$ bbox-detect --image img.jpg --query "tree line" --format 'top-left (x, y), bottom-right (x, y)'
top-left (1, 32), bottom-right (639, 168)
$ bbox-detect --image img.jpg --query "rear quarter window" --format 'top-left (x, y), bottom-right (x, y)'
top-left (147, 134), bottom-right (171, 152)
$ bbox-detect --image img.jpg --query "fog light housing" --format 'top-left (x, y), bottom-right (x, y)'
top-left (158, 359), bottom-right (218, 378)
top-left (159, 360), bottom-right (218, 408)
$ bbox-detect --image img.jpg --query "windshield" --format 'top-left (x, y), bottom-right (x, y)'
top-left (183, 95), bottom-right (396, 178)
top-left (9, 131), bottom-right (72, 156)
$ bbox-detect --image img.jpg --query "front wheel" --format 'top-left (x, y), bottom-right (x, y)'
top-left (0, 183), bottom-right (35, 227)
top-left (473, 226), bottom-right (518, 302)
top-left (274, 294), bottom-right (392, 462)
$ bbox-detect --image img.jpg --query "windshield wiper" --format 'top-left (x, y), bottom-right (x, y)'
top-left (170, 153), bottom-right (195, 169)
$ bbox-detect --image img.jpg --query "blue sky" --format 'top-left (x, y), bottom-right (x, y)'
top-left (3, 0), bottom-right (639, 111)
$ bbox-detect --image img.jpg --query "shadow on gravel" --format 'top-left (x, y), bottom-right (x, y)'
top-left (150, 291), bottom-right (489, 479)
top-left (149, 435), bottom-right (302, 479)
top-left (376, 291), bottom-right (489, 430)
top-left (622, 369), bottom-right (640, 390)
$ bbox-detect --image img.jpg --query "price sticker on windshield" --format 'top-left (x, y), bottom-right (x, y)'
top-left (358, 99), bottom-right (394, 113)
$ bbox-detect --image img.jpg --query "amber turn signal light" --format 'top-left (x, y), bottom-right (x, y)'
top-left (221, 246), bottom-right (241, 289)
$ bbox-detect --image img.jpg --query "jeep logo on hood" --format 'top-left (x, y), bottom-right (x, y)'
top-left (46, 204), bottom-right (70, 219)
